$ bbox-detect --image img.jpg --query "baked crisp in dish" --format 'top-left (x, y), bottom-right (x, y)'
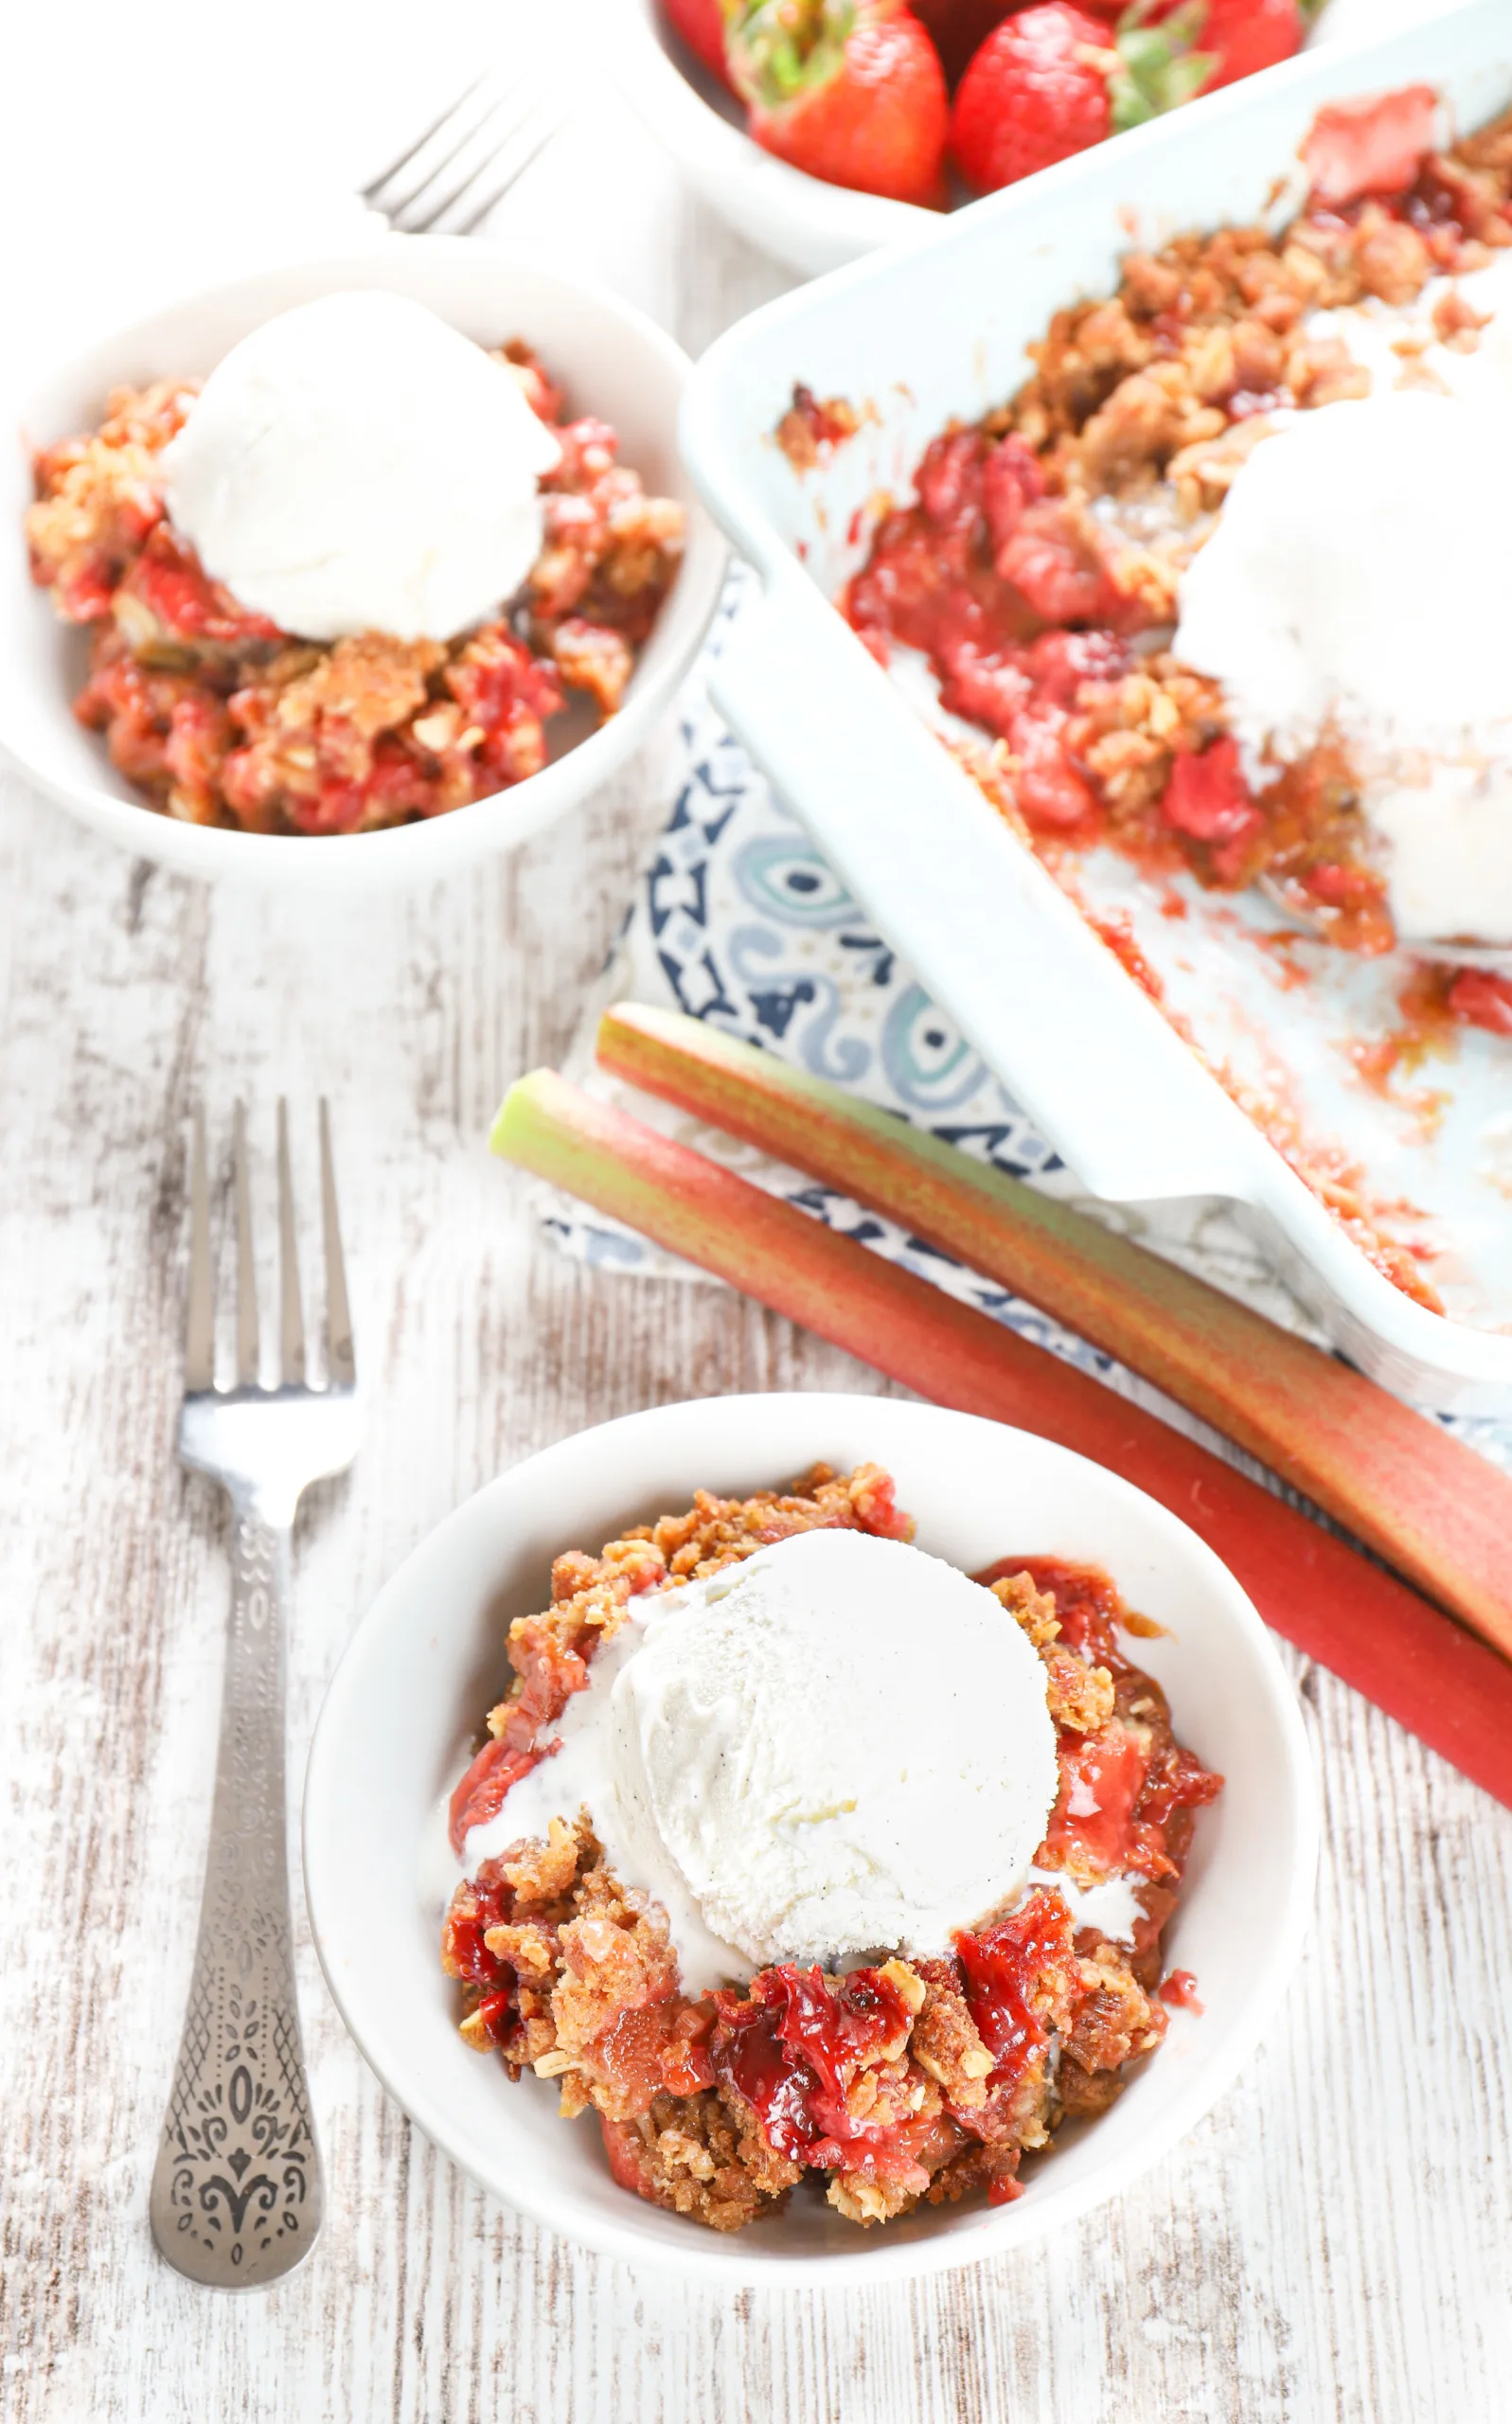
top-left (844, 90), bottom-right (1512, 1039)
top-left (27, 341), bottom-right (684, 835)
top-left (441, 1463), bottom-right (1220, 2233)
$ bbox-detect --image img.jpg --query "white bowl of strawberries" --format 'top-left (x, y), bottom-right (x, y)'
top-left (608, 0), bottom-right (1332, 277)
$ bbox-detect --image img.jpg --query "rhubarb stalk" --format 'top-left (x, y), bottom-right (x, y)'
top-left (596, 1001), bottom-right (1512, 1662)
top-left (492, 1068), bottom-right (1512, 1812)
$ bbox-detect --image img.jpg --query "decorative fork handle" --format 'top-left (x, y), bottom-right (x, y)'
top-left (150, 1502), bottom-right (324, 2286)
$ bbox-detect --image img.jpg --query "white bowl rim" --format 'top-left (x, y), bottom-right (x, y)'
top-left (2, 231), bottom-right (726, 887)
top-left (303, 1390), bottom-right (1319, 2285)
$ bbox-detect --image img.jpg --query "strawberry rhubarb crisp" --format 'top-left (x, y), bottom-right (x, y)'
top-left (442, 1462), bottom-right (1220, 2232)
top-left (27, 292), bottom-right (684, 835)
top-left (842, 89), bottom-right (1512, 1037)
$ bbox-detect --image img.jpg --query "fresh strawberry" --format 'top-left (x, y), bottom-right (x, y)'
top-left (1192, 0), bottom-right (1301, 89)
top-left (1146, 0), bottom-right (1301, 92)
top-left (951, 2), bottom-right (1213, 195)
top-left (663, 0), bottom-right (735, 85)
top-left (727, 0), bottom-right (950, 207)
top-left (1302, 83), bottom-right (1439, 207)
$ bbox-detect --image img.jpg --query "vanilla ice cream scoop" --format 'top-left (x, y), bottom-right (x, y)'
top-left (162, 290), bottom-right (562, 643)
top-left (1174, 383), bottom-right (1512, 944)
top-left (468, 1527), bottom-right (1059, 1980)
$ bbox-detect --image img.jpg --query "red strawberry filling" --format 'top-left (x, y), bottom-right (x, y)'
top-left (846, 428), bottom-right (1147, 829)
top-left (1446, 970), bottom-right (1512, 1039)
top-left (1161, 736), bottom-right (1263, 859)
top-left (1304, 85), bottom-right (1439, 209)
top-left (712, 1962), bottom-right (920, 2166)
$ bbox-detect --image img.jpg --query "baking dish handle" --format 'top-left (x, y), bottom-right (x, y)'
top-left (709, 575), bottom-right (1257, 1205)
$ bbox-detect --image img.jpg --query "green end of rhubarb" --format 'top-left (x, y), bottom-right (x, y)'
top-left (490, 1069), bottom-right (620, 1202)
top-left (489, 1073), bottom-right (547, 1163)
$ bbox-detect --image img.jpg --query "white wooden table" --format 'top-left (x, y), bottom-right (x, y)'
top-left (3, 15), bottom-right (1509, 2419)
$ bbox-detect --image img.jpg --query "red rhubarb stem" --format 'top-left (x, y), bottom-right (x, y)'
top-left (492, 1069), bottom-right (1512, 1812)
top-left (595, 1002), bottom-right (1512, 1663)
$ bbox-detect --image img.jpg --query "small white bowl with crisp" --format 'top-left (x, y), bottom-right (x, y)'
top-left (2, 235), bottom-right (725, 890)
top-left (303, 1390), bottom-right (1317, 2283)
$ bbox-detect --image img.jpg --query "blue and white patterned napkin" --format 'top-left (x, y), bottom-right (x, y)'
top-left (550, 572), bottom-right (1350, 1413)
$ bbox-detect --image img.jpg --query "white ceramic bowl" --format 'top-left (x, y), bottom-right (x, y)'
top-left (2, 236), bottom-right (725, 890)
top-left (304, 1391), bottom-right (1317, 2283)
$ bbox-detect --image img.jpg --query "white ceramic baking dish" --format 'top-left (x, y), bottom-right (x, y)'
top-left (681, 0), bottom-right (1512, 1414)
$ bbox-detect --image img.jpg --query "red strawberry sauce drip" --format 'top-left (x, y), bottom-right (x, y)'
top-left (447, 1736), bottom-right (553, 1856)
top-left (441, 1865), bottom-right (519, 2047)
top-left (975, 1556), bottom-right (1222, 1880)
top-left (1045, 1728), bottom-right (1149, 1874)
top-left (1160, 1968), bottom-right (1205, 2013)
top-left (954, 1892), bottom-right (1075, 2088)
top-left (1042, 1723), bottom-right (1223, 1881)
top-left (713, 1963), bottom-right (916, 2167)
top-left (1447, 970), bottom-right (1512, 1038)
top-left (1162, 737), bottom-right (1263, 857)
top-left (845, 427), bottom-right (1141, 838)
top-left (122, 526), bottom-right (281, 646)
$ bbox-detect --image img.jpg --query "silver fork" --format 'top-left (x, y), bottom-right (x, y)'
top-left (362, 56), bottom-right (567, 236)
top-left (150, 1104), bottom-right (361, 2290)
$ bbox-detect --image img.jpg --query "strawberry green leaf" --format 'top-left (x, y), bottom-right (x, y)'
top-left (726, 0), bottom-right (857, 113)
top-left (1111, 0), bottom-right (1215, 133)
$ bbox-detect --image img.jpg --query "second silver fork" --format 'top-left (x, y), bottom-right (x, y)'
top-left (150, 1105), bottom-right (361, 2290)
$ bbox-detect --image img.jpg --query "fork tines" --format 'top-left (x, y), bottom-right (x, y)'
top-left (360, 59), bottom-right (566, 237)
top-left (187, 1103), bottom-right (354, 1396)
